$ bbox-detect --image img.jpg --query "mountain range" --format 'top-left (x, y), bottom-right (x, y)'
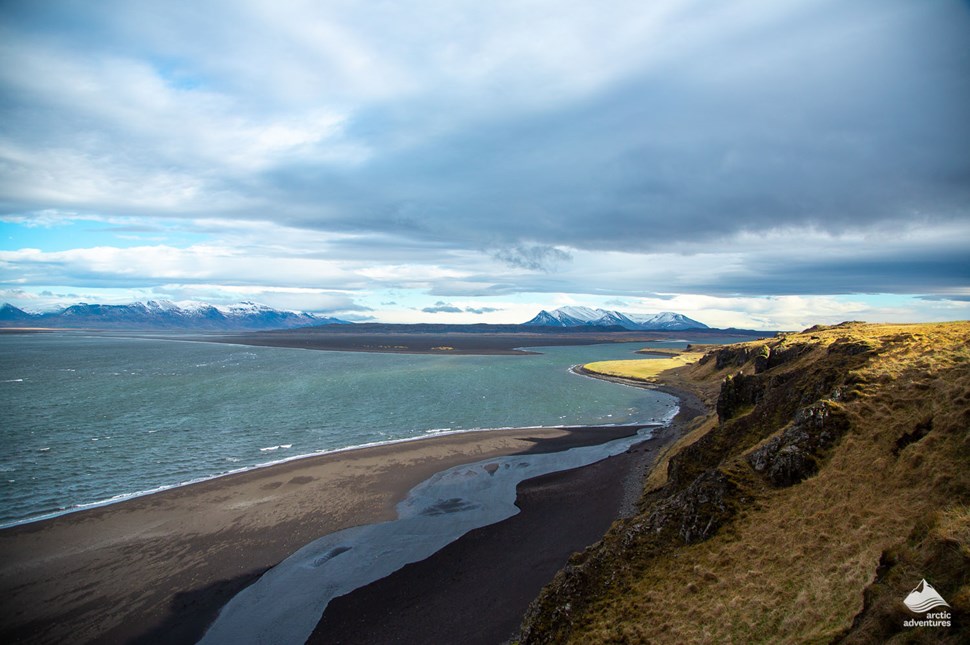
top-left (0, 301), bottom-right (709, 332)
top-left (0, 301), bottom-right (351, 331)
top-left (523, 306), bottom-right (708, 331)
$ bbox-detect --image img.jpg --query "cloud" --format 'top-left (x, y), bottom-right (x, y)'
top-left (422, 301), bottom-right (463, 313)
top-left (420, 301), bottom-right (501, 314)
top-left (3, 2), bottom-right (966, 243)
top-left (0, 0), bottom-right (967, 327)
top-left (2, 218), bottom-right (967, 308)
top-left (492, 245), bottom-right (572, 271)
top-left (0, 244), bottom-right (344, 287)
top-left (917, 294), bottom-right (970, 303)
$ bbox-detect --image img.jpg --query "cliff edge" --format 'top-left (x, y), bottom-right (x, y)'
top-left (520, 322), bottom-right (970, 643)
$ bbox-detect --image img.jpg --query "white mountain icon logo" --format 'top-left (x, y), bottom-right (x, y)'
top-left (903, 579), bottom-right (951, 614)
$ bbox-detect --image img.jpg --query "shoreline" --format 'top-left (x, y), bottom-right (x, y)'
top-left (0, 420), bottom-right (662, 531)
top-left (571, 363), bottom-right (708, 423)
top-left (308, 388), bottom-right (702, 644)
top-left (303, 365), bottom-right (706, 643)
top-left (0, 423), bottom-right (648, 645)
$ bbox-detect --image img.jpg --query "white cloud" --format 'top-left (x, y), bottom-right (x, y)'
top-left (0, 0), bottom-right (966, 326)
top-left (0, 30), bottom-right (368, 215)
top-left (0, 244), bottom-right (360, 287)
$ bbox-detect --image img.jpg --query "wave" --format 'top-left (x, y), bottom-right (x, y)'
top-left (259, 444), bottom-right (293, 452)
top-left (0, 418), bottom-right (668, 530)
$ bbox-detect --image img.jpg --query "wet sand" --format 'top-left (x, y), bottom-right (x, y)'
top-left (308, 392), bottom-right (702, 645)
top-left (0, 425), bottom-right (642, 644)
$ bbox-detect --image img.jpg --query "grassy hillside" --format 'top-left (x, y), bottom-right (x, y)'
top-left (521, 322), bottom-right (970, 644)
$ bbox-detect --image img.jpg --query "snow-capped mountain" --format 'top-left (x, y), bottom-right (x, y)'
top-left (523, 306), bottom-right (708, 331)
top-left (0, 301), bottom-right (351, 331)
top-left (624, 311), bottom-right (709, 329)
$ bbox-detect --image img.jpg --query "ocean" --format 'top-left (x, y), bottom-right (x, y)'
top-left (0, 332), bottom-right (686, 527)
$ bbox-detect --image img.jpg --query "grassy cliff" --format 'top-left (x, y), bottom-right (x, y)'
top-left (520, 322), bottom-right (970, 643)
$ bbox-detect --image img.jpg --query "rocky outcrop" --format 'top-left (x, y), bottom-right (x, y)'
top-left (704, 345), bottom-right (756, 369)
top-left (754, 345), bottom-right (771, 373)
top-left (519, 470), bottom-right (740, 645)
top-left (705, 339), bottom-right (813, 373)
top-left (764, 341), bottom-right (814, 369)
top-left (638, 470), bottom-right (738, 545)
top-left (747, 400), bottom-right (850, 487)
top-left (716, 371), bottom-right (763, 422)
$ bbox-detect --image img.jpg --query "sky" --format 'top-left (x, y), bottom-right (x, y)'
top-left (0, 0), bottom-right (968, 330)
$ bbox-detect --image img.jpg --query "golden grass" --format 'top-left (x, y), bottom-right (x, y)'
top-left (584, 352), bottom-right (706, 383)
top-left (934, 506), bottom-right (970, 559)
top-left (552, 321), bottom-right (970, 644)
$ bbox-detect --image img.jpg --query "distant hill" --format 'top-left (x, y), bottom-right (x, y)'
top-left (524, 306), bottom-right (709, 331)
top-left (0, 301), bottom-right (351, 331)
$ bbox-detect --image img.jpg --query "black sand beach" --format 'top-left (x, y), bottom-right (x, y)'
top-left (310, 437), bottom-right (662, 644)
top-left (0, 425), bottom-right (647, 644)
top-left (309, 390), bottom-right (702, 644)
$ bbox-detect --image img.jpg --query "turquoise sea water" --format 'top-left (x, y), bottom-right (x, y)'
top-left (0, 333), bottom-right (691, 527)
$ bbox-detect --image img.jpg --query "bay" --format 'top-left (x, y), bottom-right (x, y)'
top-left (0, 333), bottom-right (681, 527)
